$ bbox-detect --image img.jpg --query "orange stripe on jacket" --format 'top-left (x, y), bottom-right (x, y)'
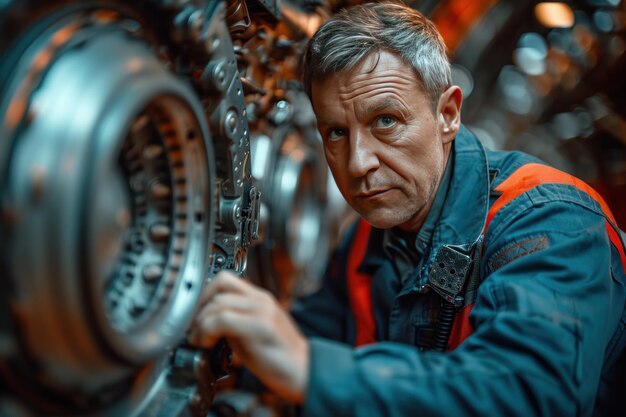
top-left (484, 163), bottom-right (617, 233)
top-left (449, 163), bottom-right (624, 351)
top-left (347, 220), bottom-right (377, 347)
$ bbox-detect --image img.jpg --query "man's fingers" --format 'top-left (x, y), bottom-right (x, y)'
top-left (205, 292), bottom-right (259, 313)
top-left (199, 271), bottom-right (260, 305)
top-left (188, 308), bottom-right (239, 347)
top-left (190, 274), bottom-right (275, 349)
top-left (190, 308), bottom-right (260, 348)
top-left (187, 273), bottom-right (309, 403)
top-left (194, 292), bottom-right (262, 329)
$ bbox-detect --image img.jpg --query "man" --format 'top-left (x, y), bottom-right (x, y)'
top-left (189, 2), bottom-right (626, 416)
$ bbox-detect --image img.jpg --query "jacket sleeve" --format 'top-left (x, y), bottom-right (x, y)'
top-left (300, 194), bottom-right (626, 417)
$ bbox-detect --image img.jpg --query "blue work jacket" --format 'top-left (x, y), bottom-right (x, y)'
top-left (291, 126), bottom-right (626, 417)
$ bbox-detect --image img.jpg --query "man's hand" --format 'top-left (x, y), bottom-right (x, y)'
top-left (188, 271), bottom-right (309, 404)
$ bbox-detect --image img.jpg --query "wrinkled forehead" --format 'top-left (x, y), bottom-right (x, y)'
top-left (311, 51), bottom-right (423, 98)
top-left (310, 49), bottom-right (423, 96)
top-left (309, 52), bottom-right (435, 124)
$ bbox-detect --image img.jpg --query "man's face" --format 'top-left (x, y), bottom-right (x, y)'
top-left (311, 50), bottom-right (459, 231)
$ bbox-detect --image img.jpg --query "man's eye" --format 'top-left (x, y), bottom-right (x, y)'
top-left (375, 115), bottom-right (396, 128)
top-left (327, 128), bottom-right (346, 141)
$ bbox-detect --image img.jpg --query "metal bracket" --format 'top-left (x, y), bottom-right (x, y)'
top-left (428, 245), bottom-right (473, 306)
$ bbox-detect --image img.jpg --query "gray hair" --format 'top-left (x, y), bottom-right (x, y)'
top-left (302, 1), bottom-right (451, 111)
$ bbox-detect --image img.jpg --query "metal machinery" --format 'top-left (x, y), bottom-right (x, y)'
top-left (231, 0), bottom-right (348, 300)
top-left (0, 0), bottom-right (347, 415)
top-left (1, 0), bottom-right (625, 416)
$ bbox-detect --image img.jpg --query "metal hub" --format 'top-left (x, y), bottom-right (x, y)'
top-left (0, 3), bottom-right (215, 414)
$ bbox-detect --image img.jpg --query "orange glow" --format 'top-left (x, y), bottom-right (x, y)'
top-left (280, 3), bottom-right (323, 38)
top-left (33, 48), bottom-right (53, 71)
top-left (535, 2), bottom-right (575, 28)
top-left (51, 22), bottom-right (80, 46)
top-left (5, 93), bottom-right (27, 129)
top-left (126, 57), bottom-right (146, 73)
top-left (91, 9), bottom-right (121, 24)
top-left (5, 22), bottom-right (81, 130)
top-left (431, 0), bottom-right (498, 53)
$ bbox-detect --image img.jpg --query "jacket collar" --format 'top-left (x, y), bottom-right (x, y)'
top-left (432, 125), bottom-right (490, 249)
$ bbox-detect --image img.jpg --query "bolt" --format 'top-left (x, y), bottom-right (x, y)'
top-left (223, 110), bottom-right (238, 139)
top-left (206, 33), bottom-right (221, 54)
top-left (149, 223), bottom-right (171, 242)
top-left (204, 60), bottom-right (228, 92)
top-left (142, 264), bottom-right (163, 283)
top-left (143, 144), bottom-right (164, 160)
top-left (150, 182), bottom-right (171, 199)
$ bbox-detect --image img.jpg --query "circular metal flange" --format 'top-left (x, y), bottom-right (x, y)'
top-left (0, 4), bottom-right (215, 413)
top-left (249, 117), bottom-right (331, 299)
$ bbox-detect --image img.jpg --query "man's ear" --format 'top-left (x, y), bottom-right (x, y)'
top-left (437, 85), bottom-right (463, 144)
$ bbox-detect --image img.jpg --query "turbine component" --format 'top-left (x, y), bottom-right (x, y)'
top-left (0, 2), bottom-right (216, 415)
top-left (249, 94), bottom-right (333, 300)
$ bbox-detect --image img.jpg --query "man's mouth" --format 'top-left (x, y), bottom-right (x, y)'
top-left (356, 189), bottom-right (391, 199)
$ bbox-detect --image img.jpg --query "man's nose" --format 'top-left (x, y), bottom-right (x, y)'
top-left (348, 130), bottom-right (379, 177)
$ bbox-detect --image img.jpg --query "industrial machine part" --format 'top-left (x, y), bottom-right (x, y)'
top-left (0, 1), bottom-right (222, 415)
top-left (0, 0), bottom-right (347, 414)
top-left (248, 95), bottom-right (332, 300)
top-left (225, 0), bottom-right (345, 299)
top-left (0, 0), bottom-right (269, 415)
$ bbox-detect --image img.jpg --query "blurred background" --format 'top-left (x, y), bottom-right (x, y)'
top-left (0, 0), bottom-right (624, 416)
top-left (428, 0), bottom-right (626, 226)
